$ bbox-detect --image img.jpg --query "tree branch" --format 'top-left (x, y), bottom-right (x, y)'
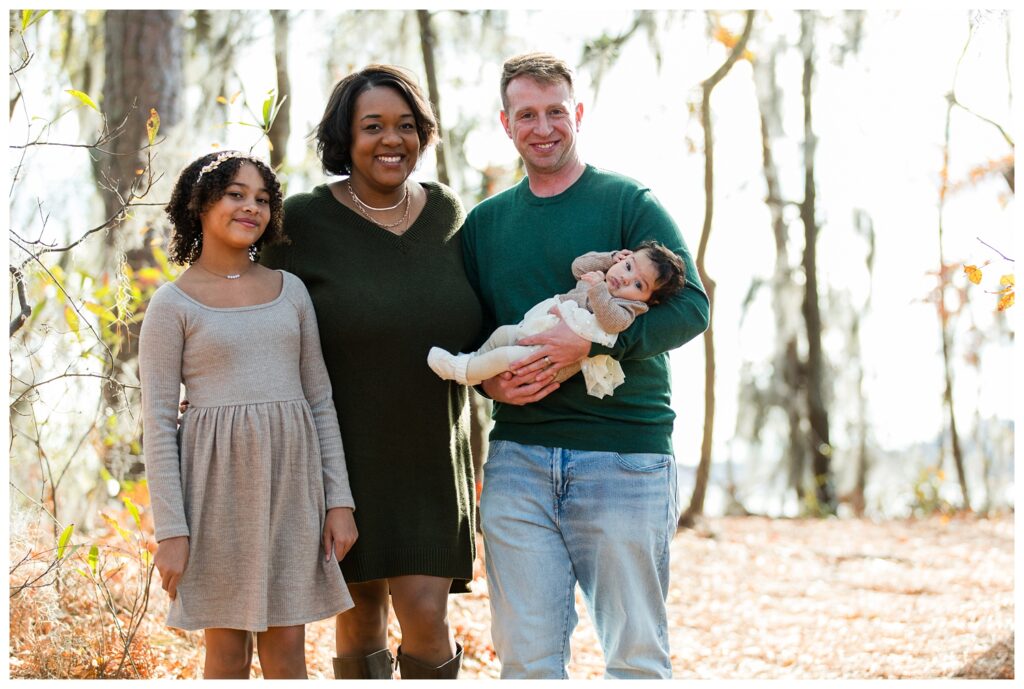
top-left (9, 268), bottom-right (33, 336)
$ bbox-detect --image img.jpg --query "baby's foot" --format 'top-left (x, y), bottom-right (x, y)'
top-left (427, 347), bottom-right (471, 385)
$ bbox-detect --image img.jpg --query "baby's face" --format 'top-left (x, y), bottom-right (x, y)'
top-left (605, 250), bottom-right (659, 302)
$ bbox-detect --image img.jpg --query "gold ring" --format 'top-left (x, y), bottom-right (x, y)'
top-left (544, 356), bottom-right (551, 365)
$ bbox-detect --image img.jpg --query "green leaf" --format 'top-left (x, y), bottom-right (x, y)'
top-left (87, 545), bottom-right (99, 574)
top-left (123, 496), bottom-right (142, 529)
top-left (66, 89), bottom-right (100, 113)
top-left (21, 10), bottom-right (49, 31)
top-left (57, 523), bottom-right (75, 559)
top-left (262, 91), bottom-right (275, 129)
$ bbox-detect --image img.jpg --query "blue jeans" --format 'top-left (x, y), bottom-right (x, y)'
top-left (480, 440), bottom-right (680, 679)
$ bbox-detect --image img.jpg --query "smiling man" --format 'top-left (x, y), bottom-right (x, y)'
top-left (460, 53), bottom-right (710, 679)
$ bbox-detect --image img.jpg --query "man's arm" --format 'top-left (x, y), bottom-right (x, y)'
top-left (591, 186), bottom-right (709, 361)
top-left (516, 186), bottom-right (708, 375)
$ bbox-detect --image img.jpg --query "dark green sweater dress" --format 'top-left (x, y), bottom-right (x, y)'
top-left (261, 181), bottom-right (483, 592)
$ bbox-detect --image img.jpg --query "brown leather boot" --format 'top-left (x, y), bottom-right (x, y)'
top-left (396, 643), bottom-right (463, 679)
top-left (332, 648), bottom-right (395, 679)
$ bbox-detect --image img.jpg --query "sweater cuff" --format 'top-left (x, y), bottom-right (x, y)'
top-left (327, 499), bottom-right (356, 512)
top-left (155, 525), bottom-right (190, 543)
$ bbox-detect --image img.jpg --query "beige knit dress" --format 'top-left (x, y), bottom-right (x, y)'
top-left (139, 270), bottom-right (354, 631)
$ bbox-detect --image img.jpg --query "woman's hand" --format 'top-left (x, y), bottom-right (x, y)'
top-left (579, 270), bottom-right (605, 286)
top-left (323, 507), bottom-right (358, 562)
top-left (155, 536), bottom-right (189, 600)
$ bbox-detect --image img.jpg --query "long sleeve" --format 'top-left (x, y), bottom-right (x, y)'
top-left (138, 287), bottom-right (190, 542)
top-left (570, 250), bottom-right (617, 278)
top-left (295, 281), bottom-right (355, 512)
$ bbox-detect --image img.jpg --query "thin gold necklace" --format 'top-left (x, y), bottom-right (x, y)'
top-left (347, 180), bottom-right (408, 211)
top-left (194, 260), bottom-right (253, 280)
top-left (347, 182), bottom-right (410, 230)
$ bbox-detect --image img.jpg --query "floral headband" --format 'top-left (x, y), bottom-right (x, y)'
top-left (195, 150), bottom-right (265, 182)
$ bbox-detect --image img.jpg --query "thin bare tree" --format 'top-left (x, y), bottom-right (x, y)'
top-left (679, 10), bottom-right (755, 529)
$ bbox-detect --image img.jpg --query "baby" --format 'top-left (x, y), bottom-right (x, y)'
top-left (428, 240), bottom-right (686, 398)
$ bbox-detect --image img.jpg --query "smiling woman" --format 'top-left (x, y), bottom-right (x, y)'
top-left (260, 64), bottom-right (483, 680)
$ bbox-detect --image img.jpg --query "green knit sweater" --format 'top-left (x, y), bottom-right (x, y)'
top-left (461, 165), bottom-right (710, 456)
top-left (262, 182), bottom-right (483, 592)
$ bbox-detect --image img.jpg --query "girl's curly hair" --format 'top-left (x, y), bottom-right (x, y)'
top-left (164, 152), bottom-right (286, 265)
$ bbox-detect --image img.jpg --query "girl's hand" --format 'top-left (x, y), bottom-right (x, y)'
top-left (155, 536), bottom-right (189, 600)
top-left (580, 270), bottom-right (605, 286)
top-left (323, 507), bottom-right (358, 562)
top-left (613, 249), bottom-right (633, 262)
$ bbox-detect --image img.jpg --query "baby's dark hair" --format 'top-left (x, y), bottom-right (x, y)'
top-left (164, 151), bottom-right (285, 265)
top-left (634, 240), bottom-right (686, 304)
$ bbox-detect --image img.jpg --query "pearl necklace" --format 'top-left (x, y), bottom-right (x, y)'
top-left (347, 181), bottom-right (411, 230)
top-left (194, 261), bottom-right (253, 280)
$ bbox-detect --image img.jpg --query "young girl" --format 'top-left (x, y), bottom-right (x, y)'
top-left (139, 151), bottom-right (357, 679)
top-left (427, 241), bottom-right (686, 398)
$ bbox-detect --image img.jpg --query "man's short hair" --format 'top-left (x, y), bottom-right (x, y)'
top-left (500, 52), bottom-right (576, 112)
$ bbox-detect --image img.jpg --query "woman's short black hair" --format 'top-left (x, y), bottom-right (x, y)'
top-left (164, 151), bottom-right (285, 265)
top-left (634, 240), bottom-right (686, 305)
top-left (315, 64), bottom-right (439, 176)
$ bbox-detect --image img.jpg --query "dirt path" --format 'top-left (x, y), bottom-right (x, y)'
top-left (108, 515), bottom-right (1017, 679)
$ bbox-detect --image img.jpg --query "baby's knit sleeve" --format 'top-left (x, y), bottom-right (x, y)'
top-left (571, 251), bottom-right (617, 279)
top-left (293, 277), bottom-right (355, 512)
top-left (139, 287), bottom-right (190, 542)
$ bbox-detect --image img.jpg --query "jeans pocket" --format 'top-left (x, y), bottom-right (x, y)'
top-left (613, 452), bottom-right (673, 473)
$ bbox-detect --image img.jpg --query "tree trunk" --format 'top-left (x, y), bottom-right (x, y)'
top-left (100, 10), bottom-right (183, 224)
top-left (798, 10), bottom-right (835, 514)
top-left (752, 24), bottom-right (807, 506)
top-left (269, 10), bottom-right (291, 171)
top-left (937, 87), bottom-right (971, 511)
top-left (848, 210), bottom-right (876, 518)
top-left (98, 10), bottom-right (184, 469)
top-left (417, 9), bottom-right (448, 187)
top-left (679, 10), bottom-right (754, 529)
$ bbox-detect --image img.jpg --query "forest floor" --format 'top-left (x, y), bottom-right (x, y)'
top-left (9, 514), bottom-right (1014, 679)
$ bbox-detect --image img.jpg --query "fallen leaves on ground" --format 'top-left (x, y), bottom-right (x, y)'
top-left (10, 514), bottom-right (1012, 679)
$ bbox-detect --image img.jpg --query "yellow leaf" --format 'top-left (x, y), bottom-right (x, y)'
top-left (66, 89), bottom-right (99, 112)
top-left (136, 267), bottom-right (162, 285)
top-left (152, 245), bottom-right (170, 273)
top-left (84, 301), bottom-right (116, 323)
top-left (230, 90), bottom-right (242, 105)
top-left (216, 95), bottom-right (228, 104)
top-left (997, 290), bottom-right (1014, 311)
top-left (964, 265), bottom-right (983, 284)
top-left (714, 25), bottom-right (739, 48)
top-left (101, 512), bottom-right (132, 544)
top-left (999, 273), bottom-right (1014, 287)
top-left (64, 305), bottom-right (80, 332)
top-left (146, 108), bottom-right (160, 145)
